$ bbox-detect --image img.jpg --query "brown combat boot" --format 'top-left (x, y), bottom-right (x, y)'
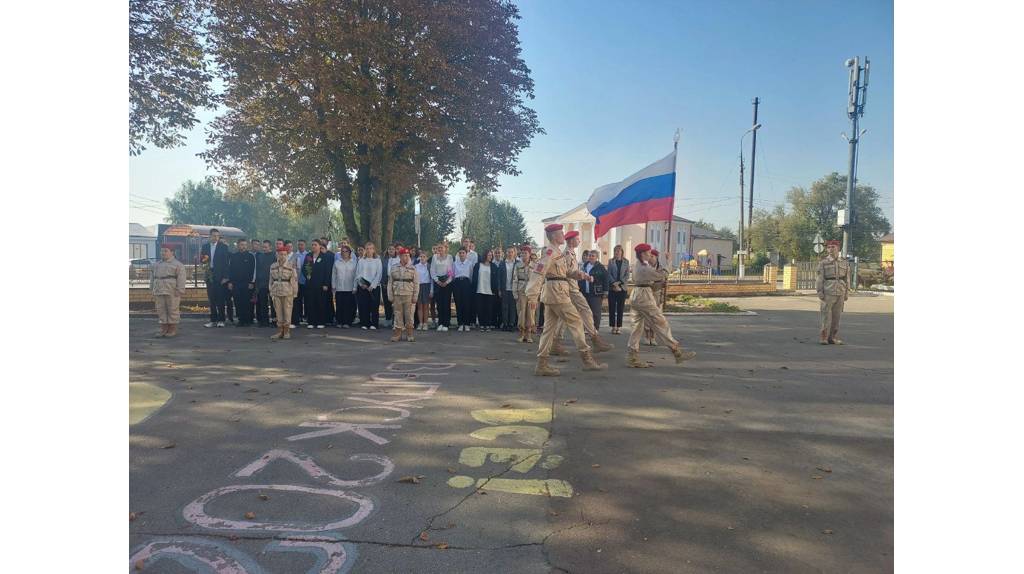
top-left (390, 328), bottom-right (402, 342)
top-left (407, 325), bottom-right (415, 342)
top-left (155, 324), bottom-right (167, 338)
top-left (525, 328), bottom-right (534, 343)
top-left (551, 340), bottom-right (570, 356)
top-left (671, 346), bottom-right (696, 364)
top-left (590, 333), bottom-right (613, 353)
top-left (819, 330), bottom-right (829, 345)
top-left (626, 349), bottom-right (651, 368)
top-left (580, 350), bottom-right (608, 371)
top-left (282, 325), bottom-right (291, 339)
top-left (165, 324), bottom-right (178, 338)
top-left (517, 328), bottom-right (526, 343)
top-left (534, 356), bottom-right (560, 376)
top-left (271, 325), bottom-right (284, 340)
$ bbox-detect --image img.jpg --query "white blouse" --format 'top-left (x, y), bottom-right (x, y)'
top-left (332, 257), bottom-right (357, 292)
top-left (355, 256), bottom-right (382, 291)
top-left (476, 264), bottom-right (492, 295)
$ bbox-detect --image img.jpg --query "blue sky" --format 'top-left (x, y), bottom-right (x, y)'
top-left (129, 0), bottom-right (894, 240)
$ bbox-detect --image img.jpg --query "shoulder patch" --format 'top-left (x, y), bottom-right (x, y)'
top-left (546, 249), bottom-right (553, 256)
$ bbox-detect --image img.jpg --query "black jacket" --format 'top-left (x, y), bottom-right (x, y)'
top-left (494, 259), bottom-right (515, 293)
top-left (228, 251), bottom-right (256, 285)
top-left (307, 252), bottom-right (333, 289)
top-left (578, 260), bottom-right (609, 296)
top-left (201, 241), bottom-right (230, 283)
top-left (471, 261), bottom-right (501, 295)
top-left (254, 252), bottom-right (275, 285)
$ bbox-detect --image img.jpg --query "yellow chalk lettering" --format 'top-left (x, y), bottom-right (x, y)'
top-left (469, 425), bottom-right (549, 447)
top-left (470, 408), bottom-right (552, 425)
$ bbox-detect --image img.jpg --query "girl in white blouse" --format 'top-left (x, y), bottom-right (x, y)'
top-left (355, 243), bottom-right (382, 329)
top-left (332, 245), bottom-right (358, 327)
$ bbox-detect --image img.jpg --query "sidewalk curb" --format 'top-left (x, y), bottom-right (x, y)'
top-left (663, 311), bottom-right (758, 316)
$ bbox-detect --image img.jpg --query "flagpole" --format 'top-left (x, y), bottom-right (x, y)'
top-left (663, 129), bottom-right (680, 311)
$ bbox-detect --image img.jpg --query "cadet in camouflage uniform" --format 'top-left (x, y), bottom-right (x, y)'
top-left (816, 239), bottom-right (851, 345)
top-left (555, 231), bottom-right (613, 354)
top-left (269, 245), bottom-right (299, 340)
top-left (627, 243), bottom-right (696, 368)
top-left (512, 244), bottom-right (533, 342)
top-left (534, 224), bottom-right (607, 376)
top-left (388, 248), bottom-right (419, 342)
top-left (151, 245), bottom-right (187, 338)
top-left (643, 248), bottom-right (665, 346)
top-left (522, 246), bottom-right (544, 344)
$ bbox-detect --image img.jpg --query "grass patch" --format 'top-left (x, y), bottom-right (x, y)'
top-left (663, 295), bottom-right (742, 313)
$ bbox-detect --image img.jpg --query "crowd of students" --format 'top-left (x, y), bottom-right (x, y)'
top-left (197, 228), bottom-right (645, 339)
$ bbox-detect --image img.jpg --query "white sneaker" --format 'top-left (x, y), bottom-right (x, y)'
top-left (369, 325), bottom-right (377, 330)
top-left (289, 324), bottom-right (297, 329)
top-left (437, 325), bottom-right (446, 332)
top-left (204, 322), bottom-right (216, 328)
top-left (307, 325), bottom-right (314, 329)
top-left (217, 322), bottom-right (225, 328)
top-left (316, 325), bottom-right (324, 329)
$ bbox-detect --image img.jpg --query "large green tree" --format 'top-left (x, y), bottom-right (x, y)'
top-left (459, 194), bottom-right (532, 249)
top-left (202, 0), bottom-right (541, 249)
top-left (392, 192), bottom-right (457, 248)
top-left (129, 0), bottom-right (215, 155)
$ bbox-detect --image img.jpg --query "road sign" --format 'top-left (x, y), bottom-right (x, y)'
top-left (813, 243), bottom-right (824, 254)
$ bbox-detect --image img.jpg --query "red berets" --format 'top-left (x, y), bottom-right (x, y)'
top-left (544, 223), bottom-right (563, 232)
top-left (651, 249), bottom-right (660, 256)
top-left (634, 243), bottom-right (652, 254)
top-left (564, 230), bottom-right (579, 240)
top-left (398, 247), bottom-right (410, 255)
top-left (519, 244), bottom-right (532, 252)
top-left (826, 240), bottom-right (841, 247)
top-left (276, 246), bottom-right (290, 253)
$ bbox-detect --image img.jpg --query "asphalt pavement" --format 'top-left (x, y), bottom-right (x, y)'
top-left (129, 295), bottom-right (893, 573)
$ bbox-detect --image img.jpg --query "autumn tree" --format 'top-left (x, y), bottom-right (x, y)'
top-left (202, 0), bottom-right (541, 248)
top-left (129, 0), bottom-right (215, 155)
top-left (459, 194), bottom-right (532, 250)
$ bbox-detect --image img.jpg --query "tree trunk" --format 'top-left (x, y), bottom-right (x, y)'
top-left (355, 143), bottom-right (373, 248)
top-left (328, 151), bottom-right (362, 245)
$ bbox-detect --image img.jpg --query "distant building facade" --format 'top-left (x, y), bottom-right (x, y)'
top-left (129, 223), bottom-right (157, 259)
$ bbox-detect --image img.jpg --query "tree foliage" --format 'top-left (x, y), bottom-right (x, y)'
top-left (392, 192), bottom-right (457, 248)
top-left (201, 0), bottom-right (542, 249)
top-left (747, 172), bottom-right (891, 261)
top-left (129, 0), bottom-right (215, 155)
top-left (691, 219), bottom-right (737, 242)
top-left (458, 194), bottom-right (532, 250)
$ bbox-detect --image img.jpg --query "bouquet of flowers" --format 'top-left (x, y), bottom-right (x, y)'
top-left (304, 254), bottom-right (313, 280)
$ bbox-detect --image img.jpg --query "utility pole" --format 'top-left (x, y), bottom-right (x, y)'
top-left (738, 148), bottom-right (745, 281)
top-left (747, 97), bottom-right (759, 252)
top-left (842, 57), bottom-right (869, 258)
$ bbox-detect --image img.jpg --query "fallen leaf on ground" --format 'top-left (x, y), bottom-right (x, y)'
top-left (780, 366), bottom-right (789, 370)
top-left (591, 464), bottom-right (601, 468)
top-left (435, 543), bottom-right (449, 549)
top-left (419, 531), bottom-right (429, 541)
top-left (291, 388), bottom-right (304, 393)
top-left (161, 443), bottom-right (176, 449)
top-left (478, 490), bottom-right (488, 495)
top-left (231, 417), bottom-right (241, 422)
top-left (811, 475), bottom-right (824, 480)
top-left (447, 467), bottom-right (457, 474)
top-left (816, 466), bottom-right (833, 473)
top-left (727, 526), bottom-right (735, 530)
top-left (327, 444), bottom-right (334, 449)
top-left (822, 529), bottom-right (834, 535)
top-left (245, 388), bottom-right (259, 393)
top-left (563, 398), bottom-right (578, 405)
top-left (129, 512), bottom-right (138, 521)
top-left (397, 475), bottom-right (424, 484)
top-left (549, 511), bottom-right (559, 516)
top-left (233, 382), bottom-right (240, 386)
top-left (500, 403), bottom-right (512, 408)
top-left (258, 494), bottom-right (269, 501)
top-left (485, 357), bottom-right (499, 361)
top-left (244, 512), bottom-right (256, 519)
top-left (597, 488), bottom-right (607, 493)
top-left (724, 409), bottom-right (733, 414)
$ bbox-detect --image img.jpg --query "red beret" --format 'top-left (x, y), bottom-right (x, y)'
top-left (519, 244), bottom-right (532, 252)
top-left (564, 230), bottom-right (579, 240)
top-left (634, 243), bottom-right (652, 254)
top-left (276, 246), bottom-right (290, 253)
top-left (544, 223), bottom-right (563, 232)
top-left (398, 247), bottom-right (410, 255)
top-left (826, 240), bottom-right (841, 247)
top-left (651, 249), bottom-right (660, 256)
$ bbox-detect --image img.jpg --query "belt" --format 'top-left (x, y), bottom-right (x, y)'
top-left (545, 277), bottom-right (569, 281)
top-left (634, 283), bottom-right (653, 288)
top-left (824, 277), bottom-right (846, 281)
top-left (156, 275), bottom-right (177, 280)
top-left (394, 278), bottom-right (414, 282)
top-left (272, 278), bottom-right (290, 282)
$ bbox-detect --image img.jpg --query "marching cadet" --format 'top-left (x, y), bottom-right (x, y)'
top-left (388, 247), bottom-right (419, 342)
top-left (269, 245), bottom-right (299, 340)
top-left (512, 244), bottom-right (533, 342)
top-left (556, 231), bottom-right (614, 354)
top-left (521, 245), bottom-right (544, 343)
top-left (534, 224), bottom-right (607, 376)
top-left (816, 239), bottom-right (851, 345)
top-left (627, 243), bottom-right (696, 368)
top-left (151, 244), bottom-right (187, 337)
top-left (644, 248), bottom-right (665, 346)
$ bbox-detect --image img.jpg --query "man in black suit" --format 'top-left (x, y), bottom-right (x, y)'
top-left (227, 239), bottom-right (257, 326)
top-left (305, 239), bottom-right (333, 328)
top-left (201, 229), bottom-right (230, 327)
top-left (255, 240), bottom-right (275, 327)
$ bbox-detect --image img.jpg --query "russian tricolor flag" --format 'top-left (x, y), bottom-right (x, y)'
top-left (587, 151), bottom-right (676, 240)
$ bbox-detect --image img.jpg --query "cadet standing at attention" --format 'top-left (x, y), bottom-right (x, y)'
top-left (151, 244), bottom-right (187, 337)
top-left (269, 245), bottom-right (299, 340)
top-left (388, 247), bottom-right (418, 342)
top-left (534, 223), bottom-right (607, 376)
top-left (512, 244), bottom-right (533, 342)
top-left (627, 243), bottom-right (696, 368)
top-left (557, 231), bottom-right (614, 354)
top-left (816, 239), bottom-right (851, 345)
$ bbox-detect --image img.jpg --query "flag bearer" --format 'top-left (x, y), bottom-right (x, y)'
top-left (626, 243), bottom-right (696, 368)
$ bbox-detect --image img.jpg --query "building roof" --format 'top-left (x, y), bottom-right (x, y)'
top-left (879, 233), bottom-right (894, 243)
top-left (542, 202), bottom-right (694, 225)
top-left (129, 223), bottom-right (156, 238)
top-left (162, 224), bottom-right (246, 237)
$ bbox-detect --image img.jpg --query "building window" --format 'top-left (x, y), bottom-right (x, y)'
top-left (131, 244), bottom-right (144, 259)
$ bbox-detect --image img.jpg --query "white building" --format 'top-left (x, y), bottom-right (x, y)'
top-left (129, 223), bottom-right (157, 260)
top-left (541, 203), bottom-right (735, 270)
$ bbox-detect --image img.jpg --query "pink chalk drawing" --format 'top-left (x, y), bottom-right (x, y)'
top-left (233, 449), bottom-right (394, 488)
top-left (286, 422), bottom-right (402, 444)
top-left (128, 538), bottom-right (260, 573)
top-left (383, 362), bottom-right (457, 372)
top-left (263, 540), bottom-right (353, 574)
top-left (182, 484), bottom-right (374, 532)
top-left (358, 383), bottom-right (440, 397)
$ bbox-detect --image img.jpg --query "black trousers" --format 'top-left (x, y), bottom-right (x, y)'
top-left (381, 284), bottom-right (394, 322)
top-left (291, 284), bottom-right (306, 325)
top-left (501, 290), bottom-right (517, 330)
top-left (325, 288), bottom-right (336, 325)
top-left (585, 293), bottom-right (603, 330)
top-left (230, 284), bottom-right (253, 324)
top-left (538, 303), bottom-right (545, 328)
top-left (453, 278), bottom-right (474, 326)
top-left (475, 293), bottom-right (495, 327)
top-left (356, 286), bottom-right (380, 327)
top-left (493, 293), bottom-right (502, 327)
top-left (224, 283), bottom-right (235, 321)
top-left (207, 281), bottom-right (226, 322)
top-left (434, 283), bottom-right (453, 327)
top-left (335, 291), bottom-right (356, 326)
top-left (607, 290), bottom-right (627, 327)
top-left (305, 285), bottom-right (327, 326)
top-left (256, 287), bottom-right (271, 325)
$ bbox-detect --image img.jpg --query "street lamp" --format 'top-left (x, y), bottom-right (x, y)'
top-left (738, 123), bottom-right (762, 279)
